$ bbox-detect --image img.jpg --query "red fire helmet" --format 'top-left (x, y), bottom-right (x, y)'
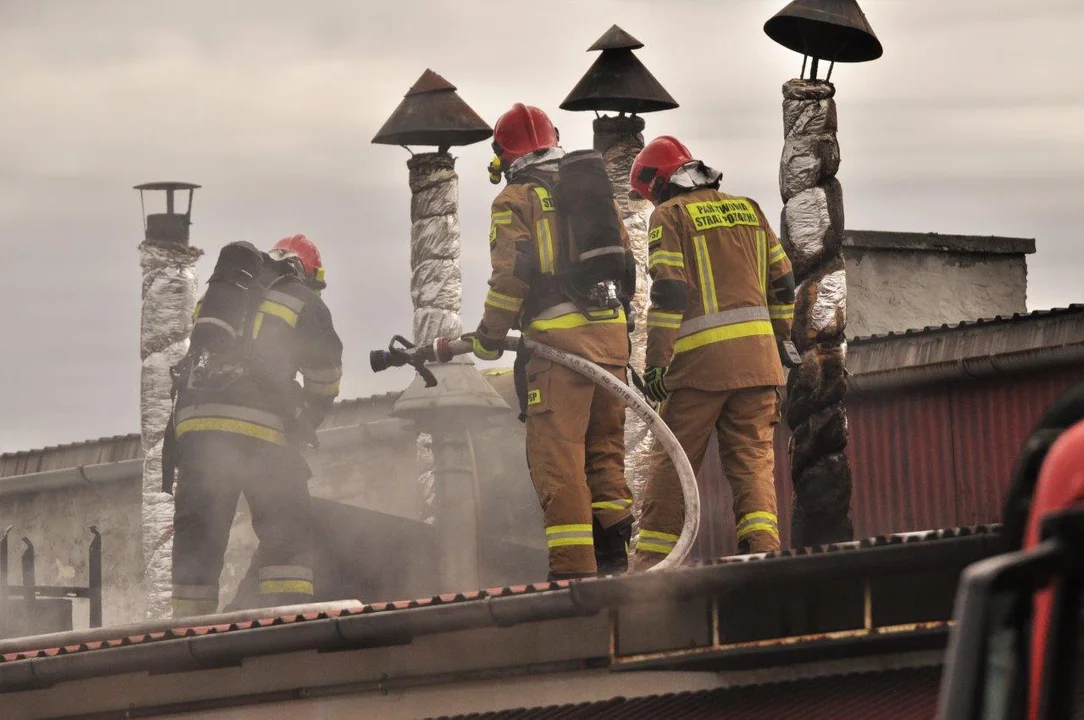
top-left (271, 234), bottom-right (325, 289)
top-left (492, 103), bottom-right (559, 167)
top-left (630, 135), bottom-right (695, 205)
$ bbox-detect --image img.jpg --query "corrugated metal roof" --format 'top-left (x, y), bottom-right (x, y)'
top-left (0, 392), bottom-right (403, 478)
top-left (850, 304), bottom-right (1084, 345)
top-left (426, 666), bottom-right (942, 720)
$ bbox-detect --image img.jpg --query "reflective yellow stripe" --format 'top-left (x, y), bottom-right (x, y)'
top-left (537, 218), bottom-right (555, 275)
top-left (647, 309), bottom-right (683, 330)
top-left (526, 308), bottom-right (626, 334)
top-left (258, 579), bottom-right (314, 595)
top-left (640, 529), bottom-right (679, 542)
top-left (259, 300), bottom-right (299, 327)
top-left (546, 523), bottom-right (594, 549)
top-left (736, 512), bottom-right (779, 541)
top-left (533, 186), bottom-right (555, 212)
top-left (172, 598), bottom-right (217, 615)
top-left (546, 524), bottom-right (593, 534)
top-left (757, 230), bottom-right (768, 296)
top-left (637, 542), bottom-right (675, 556)
top-left (492, 210), bottom-right (514, 224)
top-left (175, 418), bottom-right (286, 445)
top-left (648, 250), bottom-right (685, 270)
top-left (769, 244), bottom-right (787, 265)
top-left (485, 289), bottom-right (524, 313)
top-left (306, 379), bottom-right (340, 396)
top-left (673, 320), bottom-right (775, 355)
top-left (592, 498), bottom-right (633, 511)
top-left (737, 523), bottom-right (780, 541)
top-left (769, 304), bottom-right (795, 320)
top-left (693, 235), bottom-right (718, 314)
top-left (192, 300), bottom-right (202, 321)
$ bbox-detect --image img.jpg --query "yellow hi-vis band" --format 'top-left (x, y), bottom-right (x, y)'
top-left (533, 187), bottom-right (555, 212)
top-left (305, 379), bottom-right (341, 397)
top-left (536, 217), bottom-right (556, 275)
top-left (673, 320), bottom-right (774, 355)
top-left (648, 249), bottom-right (685, 270)
top-left (252, 299), bottom-right (300, 339)
top-left (769, 244), bottom-right (788, 265)
top-left (693, 235), bottom-right (718, 314)
top-left (769, 304), bottom-right (795, 320)
top-left (526, 307), bottom-right (626, 335)
top-left (175, 418), bottom-right (287, 445)
top-left (485, 289), bottom-right (524, 313)
top-left (592, 498), bottom-right (633, 511)
top-left (637, 529), bottom-right (679, 556)
top-left (756, 230), bottom-right (768, 297)
top-left (647, 309), bottom-right (683, 330)
top-left (736, 511), bottom-right (780, 542)
top-left (546, 524), bottom-right (594, 549)
top-left (258, 579), bottom-right (314, 595)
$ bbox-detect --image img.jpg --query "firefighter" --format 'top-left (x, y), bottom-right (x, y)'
top-left (169, 234), bottom-right (343, 616)
top-left (627, 136), bottom-right (796, 570)
top-left (468, 103), bottom-right (636, 580)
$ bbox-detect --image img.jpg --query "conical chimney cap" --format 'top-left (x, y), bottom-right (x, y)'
top-left (561, 26), bottom-right (677, 114)
top-left (372, 69), bottom-right (493, 148)
top-left (764, 0), bottom-right (882, 63)
top-left (587, 24), bottom-right (644, 51)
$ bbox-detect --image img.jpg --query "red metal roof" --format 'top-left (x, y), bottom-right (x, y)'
top-left (0, 582), bottom-right (568, 664)
top-left (426, 666), bottom-right (941, 719)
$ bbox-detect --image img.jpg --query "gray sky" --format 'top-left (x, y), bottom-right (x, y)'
top-left (1, 0), bottom-right (1081, 452)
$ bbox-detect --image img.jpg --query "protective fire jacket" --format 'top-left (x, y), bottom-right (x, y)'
top-left (176, 267), bottom-right (344, 446)
top-left (645, 187), bottom-right (795, 391)
top-left (477, 163), bottom-right (633, 368)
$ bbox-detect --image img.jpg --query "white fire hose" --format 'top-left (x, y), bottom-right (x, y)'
top-left (371, 334), bottom-right (700, 571)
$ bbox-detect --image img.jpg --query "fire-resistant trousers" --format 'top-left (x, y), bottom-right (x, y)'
top-left (632, 385), bottom-right (782, 571)
top-left (525, 357), bottom-right (634, 578)
top-left (171, 432), bottom-right (314, 617)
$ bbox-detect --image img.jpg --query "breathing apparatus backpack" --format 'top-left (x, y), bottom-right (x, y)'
top-left (518, 150), bottom-right (634, 321)
top-left (173, 240), bottom-right (266, 394)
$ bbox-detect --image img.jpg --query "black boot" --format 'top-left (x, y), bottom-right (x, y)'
top-left (594, 516), bottom-right (634, 576)
top-left (547, 571), bottom-right (596, 582)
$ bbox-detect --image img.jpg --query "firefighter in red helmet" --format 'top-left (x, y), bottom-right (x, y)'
top-left (628, 136), bottom-right (797, 570)
top-left (469, 103), bottom-right (637, 580)
top-left (169, 233), bottom-right (343, 616)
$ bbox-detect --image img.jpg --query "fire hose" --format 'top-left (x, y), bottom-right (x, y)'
top-left (370, 334), bottom-right (700, 572)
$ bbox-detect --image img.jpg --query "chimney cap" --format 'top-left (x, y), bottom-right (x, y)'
top-left (372, 69), bottom-right (493, 149)
top-left (764, 0), bottom-right (883, 63)
top-left (587, 24), bottom-right (644, 51)
top-left (133, 181), bottom-right (201, 192)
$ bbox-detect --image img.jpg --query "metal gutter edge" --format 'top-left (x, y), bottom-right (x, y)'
top-left (848, 343), bottom-right (1084, 395)
top-left (0, 589), bottom-right (597, 693)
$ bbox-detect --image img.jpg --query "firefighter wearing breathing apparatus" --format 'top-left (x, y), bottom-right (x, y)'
top-left (167, 234), bottom-right (343, 616)
top-left (468, 103), bottom-right (637, 580)
top-left (628, 137), bottom-right (798, 570)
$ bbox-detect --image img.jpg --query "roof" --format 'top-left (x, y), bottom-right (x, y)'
top-left (850, 304), bottom-right (1084, 344)
top-left (0, 392), bottom-right (403, 479)
top-left (0, 526), bottom-right (1001, 695)
top-left (843, 229), bottom-right (1035, 256)
top-left (847, 305), bottom-right (1084, 393)
top-left (427, 665), bottom-right (941, 720)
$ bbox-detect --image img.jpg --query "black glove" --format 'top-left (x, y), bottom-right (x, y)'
top-left (644, 365), bottom-right (669, 404)
top-left (288, 407), bottom-right (321, 449)
top-left (778, 338), bottom-right (802, 369)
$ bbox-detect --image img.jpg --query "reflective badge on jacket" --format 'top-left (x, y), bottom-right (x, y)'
top-left (685, 198), bottom-right (759, 230)
top-left (527, 389), bottom-right (542, 406)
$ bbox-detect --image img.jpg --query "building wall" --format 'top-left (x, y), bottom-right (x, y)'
top-left (0, 479), bottom-right (143, 630)
top-left (844, 247), bottom-right (1028, 338)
